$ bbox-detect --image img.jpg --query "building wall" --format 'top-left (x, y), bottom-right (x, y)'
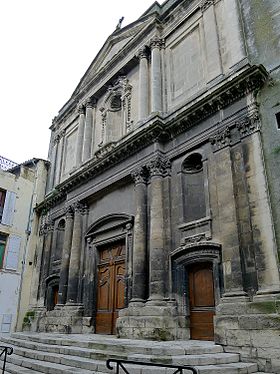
top-left (26, 0), bottom-right (280, 371)
top-left (0, 166), bottom-right (35, 333)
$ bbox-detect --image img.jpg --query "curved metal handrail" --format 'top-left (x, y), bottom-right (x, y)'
top-left (0, 346), bottom-right (13, 374)
top-left (106, 358), bottom-right (198, 374)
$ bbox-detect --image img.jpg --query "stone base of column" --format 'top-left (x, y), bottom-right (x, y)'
top-left (34, 304), bottom-right (94, 334)
top-left (254, 287), bottom-right (280, 301)
top-left (215, 296), bottom-right (280, 372)
top-left (117, 302), bottom-right (189, 340)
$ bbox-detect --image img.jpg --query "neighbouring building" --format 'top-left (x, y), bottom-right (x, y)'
top-left (26, 0), bottom-right (280, 371)
top-left (0, 157), bottom-right (48, 334)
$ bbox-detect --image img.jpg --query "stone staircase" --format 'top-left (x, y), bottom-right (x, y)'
top-left (0, 332), bottom-right (271, 373)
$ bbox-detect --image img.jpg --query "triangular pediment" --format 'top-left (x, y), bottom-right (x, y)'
top-left (72, 15), bottom-right (157, 97)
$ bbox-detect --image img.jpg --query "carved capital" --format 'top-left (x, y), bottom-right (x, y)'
top-left (210, 127), bottom-right (231, 152)
top-left (237, 113), bottom-right (260, 138)
top-left (85, 97), bottom-right (97, 109)
top-left (82, 204), bottom-right (89, 215)
top-left (72, 202), bottom-right (84, 214)
top-left (137, 47), bottom-right (148, 60)
top-left (201, 0), bottom-right (215, 12)
top-left (150, 36), bottom-right (165, 50)
top-left (131, 167), bottom-right (147, 185)
top-left (77, 105), bottom-right (85, 115)
top-left (147, 156), bottom-right (171, 178)
top-left (64, 205), bottom-right (74, 220)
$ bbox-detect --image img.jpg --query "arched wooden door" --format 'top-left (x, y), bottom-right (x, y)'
top-left (96, 241), bottom-right (126, 334)
top-left (188, 262), bottom-right (215, 340)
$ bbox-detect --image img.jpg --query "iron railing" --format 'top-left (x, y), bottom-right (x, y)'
top-left (0, 346), bottom-right (13, 374)
top-left (106, 359), bottom-right (198, 374)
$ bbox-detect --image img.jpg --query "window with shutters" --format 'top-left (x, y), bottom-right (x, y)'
top-left (0, 189), bottom-right (6, 222)
top-left (0, 233), bottom-right (7, 269)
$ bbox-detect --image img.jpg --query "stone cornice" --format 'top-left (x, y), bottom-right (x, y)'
top-left (36, 64), bottom-right (268, 214)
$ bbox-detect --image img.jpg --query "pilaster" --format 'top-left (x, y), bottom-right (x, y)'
top-left (150, 36), bottom-right (164, 113)
top-left (76, 105), bottom-right (85, 168)
top-left (137, 47), bottom-right (149, 121)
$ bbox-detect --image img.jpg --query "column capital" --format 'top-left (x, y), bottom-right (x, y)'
top-left (64, 205), bottom-right (74, 219)
top-left (77, 104), bottom-right (85, 115)
top-left (147, 156), bottom-right (171, 178)
top-left (201, 0), bottom-right (215, 12)
top-left (73, 202), bottom-right (84, 214)
top-left (85, 97), bottom-right (97, 109)
top-left (149, 35), bottom-right (165, 50)
top-left (131, 167), bottom-right (147, 185)
top-left (137, 47), bottom-right (149, 60)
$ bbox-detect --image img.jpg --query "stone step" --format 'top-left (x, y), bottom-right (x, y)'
top-left (5, 353), bottom-right (259, 374)
top-left (2, 336), bottom-right (240, 366)
top-left (0, 333), bottom-right (261, 374)
top-left (6, 354), bottom-right (95, 374)
top-left (1, 361), bottom-right (44, 373)
top-left (5, 343), bottom-right (241, 369)
top-left (8, 332), bottom-right (224, 355)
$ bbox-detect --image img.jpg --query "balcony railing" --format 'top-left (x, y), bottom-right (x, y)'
top-left (106, 358), bottom-right (198, 374)
top-left (0, 346), bottom-right (13, 374)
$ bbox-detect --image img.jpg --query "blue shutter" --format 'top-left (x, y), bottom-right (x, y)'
top-left (1, 191), bottom-right (16, 226)
top-left (5, 235), bottom-right (21, 270)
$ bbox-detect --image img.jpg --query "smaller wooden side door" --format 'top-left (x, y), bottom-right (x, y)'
top-left (188, 263), bottom-right (215, 340)
top-left (96, 242), bottom-right (125, 334)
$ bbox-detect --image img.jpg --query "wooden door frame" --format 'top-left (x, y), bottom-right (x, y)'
top-left (171, 242), bottom-right (223, 337)
top-left (84, 213), bottom-right (134, 330)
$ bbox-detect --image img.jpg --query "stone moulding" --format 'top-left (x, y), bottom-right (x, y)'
top-left (36, 64), bottom-right (268, 214)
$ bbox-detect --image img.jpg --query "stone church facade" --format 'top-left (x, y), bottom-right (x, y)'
top-left (27, 0), bottom-right (280, 370)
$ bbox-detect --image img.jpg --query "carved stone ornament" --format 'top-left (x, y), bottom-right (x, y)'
top-left (73, 202), bottom-right (84, 214)
top-left (147, 156), bottom-right (171, 177)
top-left (137, 47), bottom-right (148, 60)
top-left (98, 76), bottom-right (133, 146)
top-left (209, 127), bottom-right (231, 152)
top-left (77, 104), bottom-right (85, 115)
top-left (236, 113), bottom-right (260, 138)
top-left (200, 0), bottom-right (215, 12)
top-left (64, 205), bottom-right (74, 220)
top-left (85, 97), bottom-right (97, 109)
top-left (150, 35), bottom-right (165, 50)
top-left (131, 167), bottom-right (147, 185)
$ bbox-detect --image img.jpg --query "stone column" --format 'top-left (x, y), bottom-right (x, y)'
top-left (83, 98), bottom-right (94, 162)
top-left (147, 156), bottom-right (170, 304)
top-left (137, 47), bottom-right (149, 121)
top-left (130, 167), bottom-right (147, 303)
top-left (236, 107), bottom-right (280, 297)
top-left (57, 206), bottom-right (74, 305)
top-left (54, 130), bottom-right (65, 186)
top-left (76, 105), bottom-right (85, 168)
top-left (49, 135), bottom-right (59, 190)
top-left (201, 0), bottom-right (223, 82)
top-left (66, 202), bottom-right (83, 304)
top-left (150, 36), bottom-right (163, 113)
top-left (38, 219), bottom-right (54, 306)
top-left (209, 131), bottom-right (247, 298)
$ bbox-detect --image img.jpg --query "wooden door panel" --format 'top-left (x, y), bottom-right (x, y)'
top-left (97, 267), bottom-right (111, 310)
top-left (96, 242), bottom-right (126, 335)
top-left (189, 263), bottom-right (215, 341)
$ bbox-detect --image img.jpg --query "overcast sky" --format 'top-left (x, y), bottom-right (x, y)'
top-left (0, 0), bottom-right (163, 164)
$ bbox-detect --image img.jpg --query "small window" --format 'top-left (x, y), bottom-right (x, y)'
top-left (276, 112), bottom-right (280, 130)
top-left (0, 189), bottom-right (6, 222)
top-left (110, 95), bottom-right (122, 111)
top-left (0, 234), bottom-right (7, 269)
top-left (182, 153), bottom-right (203, 173)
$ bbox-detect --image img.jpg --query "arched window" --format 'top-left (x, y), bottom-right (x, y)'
top-left (54, 219), bottom-right (65, 260)
top-left (182, 153), bottom-right (206, 222)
